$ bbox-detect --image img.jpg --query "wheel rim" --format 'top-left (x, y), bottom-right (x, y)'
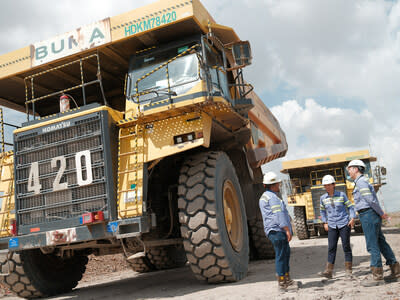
top-left (223, 179), bottom-right (243, 252)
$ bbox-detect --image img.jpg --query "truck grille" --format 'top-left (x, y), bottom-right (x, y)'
top-left (14, 111), bottom-right (112, 233)
top-left (311, 187), bottom-right (325, 218)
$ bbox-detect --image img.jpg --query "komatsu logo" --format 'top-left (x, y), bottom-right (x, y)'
top-left (42, 121), bottom-right (71, 133)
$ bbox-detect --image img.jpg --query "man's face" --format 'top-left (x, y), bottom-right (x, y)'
top-left (347, 166), bottom-right (358, 180)
top-left (270, 182), bottom-right (281, 192)
top-left (324, 183), bottom-right (335, 195)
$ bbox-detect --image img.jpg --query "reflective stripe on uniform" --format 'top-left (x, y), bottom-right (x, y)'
top-left (345, 200), bottom-right (354, 207)
top-left (323, 199), bottom-right (331, 205)
top-left (260, 195), bottom-right (269, 203)
top-left (333, 197), bottom-right (344, 203)
top-left (360, 188), bottom-right (372, 196)
top-left (323, 197), bottom-right (344, 204)
top-left (271, 204), bottom-right (281, 213)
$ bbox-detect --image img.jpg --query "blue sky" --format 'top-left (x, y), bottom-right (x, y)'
top-left (0, 0), bottom-right (400, 211)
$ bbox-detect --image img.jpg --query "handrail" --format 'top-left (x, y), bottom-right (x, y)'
top-left (24, 53), bottom-right (107, 121)
top-left (0, 108), bottom-right (19, 153)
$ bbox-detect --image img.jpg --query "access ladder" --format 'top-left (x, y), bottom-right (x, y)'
top-left (117, 123), bottom-right (145, 218)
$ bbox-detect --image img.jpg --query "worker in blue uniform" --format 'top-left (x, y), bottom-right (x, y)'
top-left (259, 171), bottom-right (298, 291)
top-left (318, 174), bottom-right (356, 279)
top-left (347, 159), bottom-right (400, 286)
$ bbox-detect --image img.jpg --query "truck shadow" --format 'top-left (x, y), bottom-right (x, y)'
top-left (45, 236), bottom-right (377, 300)
top-left (382, 227), bottom-right (400, 235)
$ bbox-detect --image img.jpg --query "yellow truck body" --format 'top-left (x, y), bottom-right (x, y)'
top-left (0, 0), bottom-right (287, 297)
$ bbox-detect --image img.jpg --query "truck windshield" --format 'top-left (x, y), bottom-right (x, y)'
top-left (128, 51), bottom-right (199, 103)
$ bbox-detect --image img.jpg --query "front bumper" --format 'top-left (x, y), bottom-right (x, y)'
top-left (0, 216), bottom-right (150, 251)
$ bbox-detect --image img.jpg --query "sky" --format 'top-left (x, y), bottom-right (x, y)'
top-left (0, 0), bottom-right (399, 211)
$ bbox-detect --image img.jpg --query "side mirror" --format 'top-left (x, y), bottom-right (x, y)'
top-left (226, 41), bottom-right (252, 70)
top-left (124, 73), bottom-right (132, 98)
top-left (381, 166), bottom-right (387, 175)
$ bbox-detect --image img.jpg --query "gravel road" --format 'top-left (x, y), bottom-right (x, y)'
top-left (3, 226), bottom-right (400, 300)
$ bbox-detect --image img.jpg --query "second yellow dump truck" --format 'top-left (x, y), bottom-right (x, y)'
top-left (281, 150), bottom-right (386, 240)
top-left (0, 0), bottom-right (287, 298)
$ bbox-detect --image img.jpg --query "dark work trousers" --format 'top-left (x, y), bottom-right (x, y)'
top-left (268, 231), bottom-right (290, 276)
top-left (359, 209), bottom-right (396, 267)
top-left (327, 225), bottom-right (352, 264)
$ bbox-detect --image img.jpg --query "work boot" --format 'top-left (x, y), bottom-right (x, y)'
top-left (361, 267), bottom-right (384, 287)
top-left (285, 272), bottom-right (294, 286)
top-left (345, 262), bottom-right (352, 278)
top-left (384, 262), bottom-right (400, 281)
top-left (318, 262), bottom-right (334, 279)
top-left (285, 272), bottom-right (299, 291)
top-left (277, 275), bottom-right (286, 292)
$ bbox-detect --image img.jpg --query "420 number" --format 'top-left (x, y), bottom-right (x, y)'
top-left (27, 150), bottom-right (93, 195)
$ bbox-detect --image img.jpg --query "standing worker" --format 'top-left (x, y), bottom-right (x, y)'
top-left (347, 159), bottom-right (400, 286)
top-left (259, 172), bottom-right (298, 291)
top-left (318, 174), bottom-right (356, 279)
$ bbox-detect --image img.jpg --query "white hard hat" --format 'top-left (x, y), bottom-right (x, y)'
top-left (347, 159), bottom-right (366, 169)
top-left (263, 172), bottom-right (282, 185)
top-left (322, 175), bottom-right (335, 185)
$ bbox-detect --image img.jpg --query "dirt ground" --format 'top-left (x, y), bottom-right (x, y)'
top-left (1, 213), bottom-right (400, 300)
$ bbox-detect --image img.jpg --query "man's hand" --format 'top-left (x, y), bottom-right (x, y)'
top-left (348, 218), bottom-right (355, 228)
top-left (286, 230), bottom-right (292, 242)
top-left (283, 226), bottom-right (292, 242)
top-left (324, 223), bottom-right (329, 232)
top-left (381, 213), bottom-right (389, 220)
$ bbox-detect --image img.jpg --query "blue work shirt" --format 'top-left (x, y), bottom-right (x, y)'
top-left (353, 175), bottom-right (384, 216)
top-left (259, 190), bottom-right (293, 236)
top-left (320, 190), bottom-right (356, 229)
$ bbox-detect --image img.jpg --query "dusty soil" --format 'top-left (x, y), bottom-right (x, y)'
top-left (1, 213), bottom-right (400, 299)
top-left (388, 211), bottom-right (400, 228)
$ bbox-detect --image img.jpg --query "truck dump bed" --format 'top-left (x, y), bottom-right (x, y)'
top-left (281, 149), bottom-right (376, 174)
top-left (0, 0), bottom-right (286, 165)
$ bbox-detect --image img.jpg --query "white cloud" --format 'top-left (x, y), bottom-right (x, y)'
top-left (205, 0), bottom-right (400, 117)
top-left (370, 124), bottom-right (400, 212)
top-left (272, 99), bottom-right (373, 154)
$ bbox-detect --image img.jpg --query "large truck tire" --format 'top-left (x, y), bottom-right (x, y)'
top-left (293, 206), bottom-right (310, 240)
top-left (147, 245), bottom-right (187, 270)
top-left (247, 183), bottom-right (274, 260)
top-left (128, 245), bottom-right (186, 273)
top-left (0, 249), bottom-right (88, 299)
top-left (127, 255), bottom-right (153, 273)
top-left (318, 225), bottom-right (328, 236)
top-left (248, 215), bottom-right (275, 259)
top-left (178, 151), bottom-right (249, 283)
top-left (354, 225), bottom-right (363, 234)
top-left (310, 228), bottom-right (318, 237)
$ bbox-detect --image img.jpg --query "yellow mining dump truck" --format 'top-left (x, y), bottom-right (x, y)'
top-left (281, 150), bottom-right (386, 240)
top-left (0, 0), bottom-right (287, 297)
